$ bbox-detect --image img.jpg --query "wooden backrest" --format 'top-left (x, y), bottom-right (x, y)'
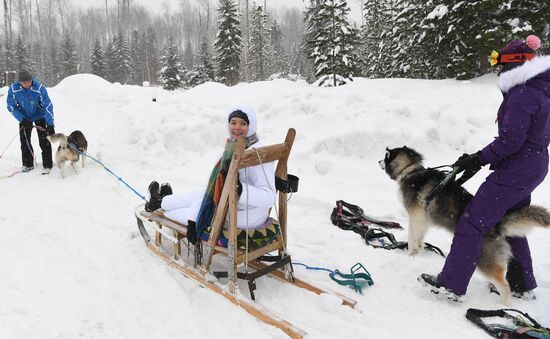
top-left (205, 129), bottom-right (296, 262)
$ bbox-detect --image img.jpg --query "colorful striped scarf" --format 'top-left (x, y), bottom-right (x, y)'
top-left (195, 139), bottom-right (236, 239)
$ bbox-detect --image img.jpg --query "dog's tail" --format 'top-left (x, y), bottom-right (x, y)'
top-left (499, 205), bottom-right (550, 237)
top-left (47, 133), bottom-right (68, 144)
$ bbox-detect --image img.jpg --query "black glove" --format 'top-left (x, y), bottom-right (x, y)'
top-left (453, 151), bottom-right (482, 185)
top-left (46, 125), bottom-right (55, 136)
top-left (20, 119), bottom-right (33, 129)
top-left (237, 177), bottom-right (243, 197)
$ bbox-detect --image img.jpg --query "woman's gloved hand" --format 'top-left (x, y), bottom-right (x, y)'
top-left (453, 151), bottom-right (483, 186)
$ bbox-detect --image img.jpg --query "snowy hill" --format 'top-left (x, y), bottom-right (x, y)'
top-left (0, 74), bottom-right (549, 338)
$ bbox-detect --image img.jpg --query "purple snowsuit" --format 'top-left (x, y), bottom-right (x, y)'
top-left (439, 56), bottom-right (550, 295)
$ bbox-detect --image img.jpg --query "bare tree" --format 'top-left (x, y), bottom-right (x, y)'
top-left (105, 0), bottom-right (111, 41)
top-left (55, 0), bottom-right (65, 35)
top-left (3, 0), bottom-right (12, 43)
top-left (117, 0), bottom-right (130, 38)
top-left (35, 0), bottom-right (44, 75)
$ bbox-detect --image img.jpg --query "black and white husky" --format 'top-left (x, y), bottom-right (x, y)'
top-left (48, 131), bottom-right (88, 178)
top-left (379, 146), bottom-right (550, 305)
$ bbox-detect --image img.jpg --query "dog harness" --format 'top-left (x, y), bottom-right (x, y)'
top-left (330, 200), bottom-right (445, 257)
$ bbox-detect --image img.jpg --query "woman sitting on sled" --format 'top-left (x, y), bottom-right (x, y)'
top-left (144, 105), bottom-right (276, 241)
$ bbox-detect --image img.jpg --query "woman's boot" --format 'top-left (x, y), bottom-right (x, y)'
top-left (145, 181), bottom-right (162, 212)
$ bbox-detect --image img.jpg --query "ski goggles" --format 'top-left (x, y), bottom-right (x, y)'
top-left (490, 50), bottom-right (536, 66)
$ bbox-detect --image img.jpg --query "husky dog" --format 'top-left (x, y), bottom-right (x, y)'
top-left (379, 146), bottom-right (550, 304)
top-left (47, 130), bottom-right (88, 178)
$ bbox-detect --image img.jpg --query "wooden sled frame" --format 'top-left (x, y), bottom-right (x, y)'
top-left (135, 128), bottom-right (357, 338)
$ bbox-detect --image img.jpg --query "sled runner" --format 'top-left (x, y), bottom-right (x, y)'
top-left (135, 129), bottom-right (357, 338)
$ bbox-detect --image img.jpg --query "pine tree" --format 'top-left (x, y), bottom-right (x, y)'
top-left (60, 34), bottom-right (78, 80)
top-left (188, 37), bottom-right (215, 87)
top-left (308, 0), bottom-right (359, 86)
top-left (289, 39), bottom-right (313, 80)
top-left (360, 0), bottom-right (385, 78)
top-left (387, 0), bottom-right (434, 79)
top-left (144, 27), bottom-right (159, 84)
top-left (248, 5), bottom-right (270, 81)
top-left (214, 0), bottom-right (242, 86)
top-left (47, 40), bottom-right (61, 85)
top-left (14, 35), bottom-right (31, 72)
top-left (183, 40), bottom-right (194, 70)
top-left (0, 44), bottom-right (6, 77)
top-left (302, 1), bottom-right (323, 82)
top-left (158, 34), bottom-right (184, 90)
top-left (104, 41), bottom-right (115, 82)
top-left (111, 32), bottom-right (131, 83)
top-left (504, 0), bottom-right (550, 55)
top-left (417, 0), bottom-right (507, 79)
top-left (31, 42), bottom-right (47, 84)
top-left (90, 39), bottom-right (105, 79)
top-left (268, 20), bottom-right (290, 78)
top-left (129, 30), bottom-right (143, 85)
top-left (3, 38), bottom-right (14, 71)
top-left (442, 1), bottom-right (505, 79)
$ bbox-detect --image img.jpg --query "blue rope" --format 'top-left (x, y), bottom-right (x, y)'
top-left (292, 262), bottom-right (334, 274)
top-left (293, 261), bottom-right (373, 294)
top-left (69, 144), bottom-right (147, 201)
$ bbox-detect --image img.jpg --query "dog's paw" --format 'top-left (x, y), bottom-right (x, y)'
top-left (408, 248), bottom-right (420, 256)
top-left (408, 243), bottom-right (424, 256)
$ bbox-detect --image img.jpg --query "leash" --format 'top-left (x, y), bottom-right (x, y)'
top-left (422, 166), bottom-right (461, 208)
top-left (0, 169), bottom-right (21, 180)
top-left (23, 128), bottom-right (38, 166)
top-left (68, 144), bottom-right (147, 201)
top-left (1, 125), bottom-right (44, 178)
top-left (293, 262), bottom-right (374, 294)
top-left (0, 127), bottom-right (24, 160)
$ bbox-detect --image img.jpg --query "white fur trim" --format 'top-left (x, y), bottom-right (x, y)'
top-left (498, 55), bottom-right (550, 93)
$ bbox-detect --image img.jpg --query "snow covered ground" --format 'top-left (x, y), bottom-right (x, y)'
top-left (0, 74), bottom-right (549, 338)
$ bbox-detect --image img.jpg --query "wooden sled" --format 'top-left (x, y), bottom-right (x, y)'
top-left (134, 128), bottom-right (357, 338)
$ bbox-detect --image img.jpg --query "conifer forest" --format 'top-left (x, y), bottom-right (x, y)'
top-left (1, 0), bottom-right (549, 89)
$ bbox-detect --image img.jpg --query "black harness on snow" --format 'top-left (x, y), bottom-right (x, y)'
top-left (466, 308), bottom-right (550, 339)
top-left (330, 200), bottom-right (445, 257)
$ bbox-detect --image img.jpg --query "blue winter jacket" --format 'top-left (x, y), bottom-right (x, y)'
top-left (6, 79), bottom-right (55, 126)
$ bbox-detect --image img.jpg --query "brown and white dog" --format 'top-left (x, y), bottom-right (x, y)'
top-left (47, 131), bottom-right (88, 178)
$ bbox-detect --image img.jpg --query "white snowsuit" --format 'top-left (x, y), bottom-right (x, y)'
top-left (161, 106), bottom-right (276, 229)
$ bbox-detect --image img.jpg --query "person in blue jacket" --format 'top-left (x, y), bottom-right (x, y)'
top-left (6, 70), bottom-right (55, 174)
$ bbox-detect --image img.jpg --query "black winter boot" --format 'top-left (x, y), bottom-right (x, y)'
top-left (160, 182), bottom-right (173, 197)
top-left (488, 282), bottom-right (536, 300)
top-left (145, 181), bottom-right (162, 212)
top-left (418, 273), bottom-right (464, 303)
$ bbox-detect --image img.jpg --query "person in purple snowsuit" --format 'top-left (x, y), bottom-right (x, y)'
top-left (419, 35), bottom-right (550, 302)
